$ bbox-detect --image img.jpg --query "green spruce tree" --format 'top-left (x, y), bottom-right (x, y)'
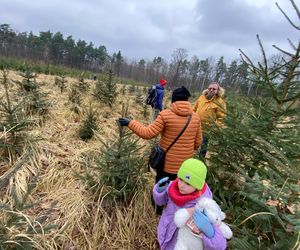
top-left (78, 105), bottom-right (98, 141)
top-left (128, 84), bottom-right (136, 94)
top-left (13, 65), bottom-right (51, 117)
top-left (121, 84), bottom-right (127, 95)
top-left (142, 100), bottom-right (149, 118)
top-left (75, 72), bottom-right (88, 93)
top-left (15, 64), bottom-right (37, 92)
top-left (135, 87), bottom-right (144, 106)
top-left (68, 85), bottom-right (81, 114)
top-left (93, 69), bottom-right (117, 108)
top-left (26, 80), bottom-right (51, 117)
top-left (54, 73), bottom-right (67, 93)
top-left (0, 70), bottom-right (33, 161)
top-left (205, 1), bottom-right (300, 248)
top-left (78, 104), bottom-right (147, 203)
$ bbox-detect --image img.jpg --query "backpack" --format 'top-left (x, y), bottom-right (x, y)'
top-left (146, 85), bottom-right (157, 106)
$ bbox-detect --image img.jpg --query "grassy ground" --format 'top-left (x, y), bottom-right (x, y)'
top-left (0, 70), bottom-right (167, 249)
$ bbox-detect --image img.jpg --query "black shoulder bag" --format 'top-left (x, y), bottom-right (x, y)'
top-left (148, 114), bottom-right (192, 171)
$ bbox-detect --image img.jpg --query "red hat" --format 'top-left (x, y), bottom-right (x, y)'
top-left (159, 79), bottom-right (167, 86)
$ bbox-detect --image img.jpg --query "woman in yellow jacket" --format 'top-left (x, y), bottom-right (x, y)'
top-left (193, 82), bottom-right (226, 158)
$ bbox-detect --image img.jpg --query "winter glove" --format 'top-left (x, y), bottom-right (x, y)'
top-left (193, 208), bottom-right (215, 239)
top-left (156, 177), bottom-right (170, 193)
top-left (118, 118), bottom-right (131, 126)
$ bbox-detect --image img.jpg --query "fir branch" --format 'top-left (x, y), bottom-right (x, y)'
top-left (256, 35), bottom-right (268, 71)
top-left (276, 1), bottom-right (300, 30)
top-left (0, 150), bottom-right (32, 189)
top-left (281, 44), bottom-right (300, 101)
top-left (239, 49), bottom-right (255, 67)
top-left (288, 38), bottom-right (297, 51)
top-left (291, 231), bottom-right (300, 250)
top-left (272, 45), bottom-right (294, 57)
top-left (238, 212), bottom-right (275, 226)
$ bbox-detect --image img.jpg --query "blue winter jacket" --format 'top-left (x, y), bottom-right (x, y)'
top-left (155, 84), bottom-right (164, 111)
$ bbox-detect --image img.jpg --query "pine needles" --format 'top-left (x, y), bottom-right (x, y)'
top-left (207, 1), bottom-right (300, 248)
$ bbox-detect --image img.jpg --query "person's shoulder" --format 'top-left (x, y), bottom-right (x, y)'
top-left (203, 183), bottom-right (213, 198)
top-left (192, 111), bottom-right (201, 121)
top-left (221, 96), bottom-right (226, 102)
top-left (156, 85), bottom-right (164, 90)
top-left (195, 95), bottom-right (206, 103)
top-left (160, 108), bottom-right (171, 116)
top-left (158, 108), bottom-right (173, 120)
top-left (216, 96), bottom-right (226, 104)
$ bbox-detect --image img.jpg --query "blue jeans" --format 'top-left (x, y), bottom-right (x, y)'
top-left (200, 136), bottom-right (209, 159)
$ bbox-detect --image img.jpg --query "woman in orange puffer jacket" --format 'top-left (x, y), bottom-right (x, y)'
top-left (119, 86), bottom-right (203, 183)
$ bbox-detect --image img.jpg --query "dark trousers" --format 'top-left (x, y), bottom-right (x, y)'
top-left (200, 136), bottom-right (209, 159)
top-left (153, 168), bottom-right (177, 215)
top-left (155, 168), bottom-right (177, 183)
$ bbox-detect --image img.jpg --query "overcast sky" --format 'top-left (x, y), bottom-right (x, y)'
top-left (0, 0), bottom-right (299, 63)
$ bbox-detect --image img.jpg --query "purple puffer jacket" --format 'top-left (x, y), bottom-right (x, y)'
top-left (153, 182), bottom-right (227, 250)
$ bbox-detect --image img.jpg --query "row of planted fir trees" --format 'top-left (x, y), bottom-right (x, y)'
top-left (0, 64), bottom-right (151, 248)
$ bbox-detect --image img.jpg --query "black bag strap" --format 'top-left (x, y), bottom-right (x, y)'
top-left (165, 114), bottom-right (192, 153)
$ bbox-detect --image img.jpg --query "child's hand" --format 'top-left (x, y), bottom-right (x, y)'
top-left (156, 177), bottom-right (170, 193)
top-left (193, 208), bottom-right (215, 238)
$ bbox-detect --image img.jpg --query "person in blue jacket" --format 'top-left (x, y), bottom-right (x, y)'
top-left (152, 78), bottom-right (167, 120)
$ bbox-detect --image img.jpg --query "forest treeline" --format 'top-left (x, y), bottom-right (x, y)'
top-left (0, 23), bottom-right (252, 92)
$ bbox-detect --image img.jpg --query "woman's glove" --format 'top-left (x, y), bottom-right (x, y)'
top-left (193, 208), bottom-right (215, 238)
top-left (156, 177), bottom-right (170, 193)
top-left (118, 118), bottom-right (131, 126)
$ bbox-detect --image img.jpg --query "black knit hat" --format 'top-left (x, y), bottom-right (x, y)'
top-left (171, 86), bottom-right (191, 103)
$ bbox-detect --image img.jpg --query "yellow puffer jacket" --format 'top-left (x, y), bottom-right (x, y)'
top-left (193, 90), bottom-right (226, 134)
top-left (128, 101), bottom-right (202, 174)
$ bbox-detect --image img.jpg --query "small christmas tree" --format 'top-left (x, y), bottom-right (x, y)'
top-left (93, 69), bottom-right (117, 108)
top-left (54, 74), bottom-right (67, 93)
top-left (26, 81), bottom-right (51, 117)
top-left (68, 85), bottom-right (81, 114)
top-left (0, 69), bottom-right (33, 162)
top-left (135, 87), bottom-right (144, 106)
top-left (14, 66), bottom-right (51, 118)
top-left (142, 101), bottom-right (149, 118)
top-left (15, 64), bottom-right (37, 92)
top-left (121, 84), bottom-right (127, 95)
top-left (75, 72), bottom-right (88, 93)
top-left (78, 105), bottom-right (98, 141)
top-left (128, 84), bottom-right (136, 94)
top-left (78, 104), bottom-right (147, 203)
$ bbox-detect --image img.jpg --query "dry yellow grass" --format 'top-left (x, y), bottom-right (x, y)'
top-left (0, 70), bottom-right (162, 249)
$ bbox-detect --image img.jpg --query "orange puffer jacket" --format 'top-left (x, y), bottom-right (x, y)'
top-left (128, 101), bottom-right (202, 174)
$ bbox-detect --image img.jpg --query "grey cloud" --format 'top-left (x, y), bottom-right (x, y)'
top-left (193, 0), bottom-right (297, 46)
top-left (182, 0), bottom-right (298, 61)
top-left (0, 0), bottom-right (298, 62)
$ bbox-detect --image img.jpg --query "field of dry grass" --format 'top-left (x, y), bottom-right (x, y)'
top-left (0, 70), bottom-right (167, 249)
